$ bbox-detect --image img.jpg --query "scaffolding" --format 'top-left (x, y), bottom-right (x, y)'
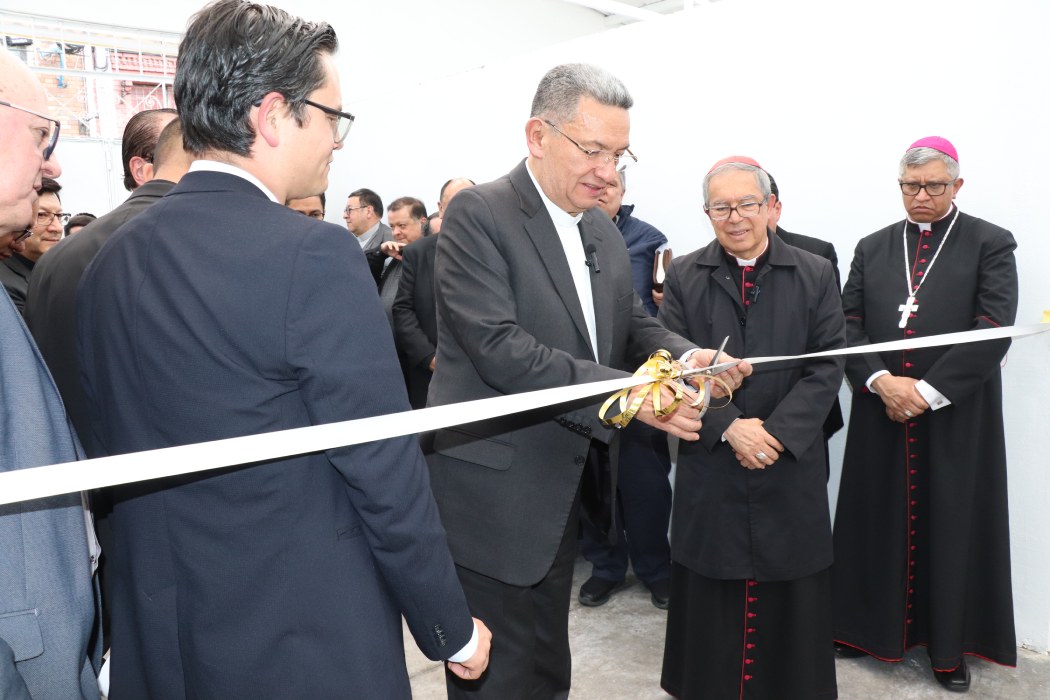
top-left (1, 10), bottom-right (181, 140)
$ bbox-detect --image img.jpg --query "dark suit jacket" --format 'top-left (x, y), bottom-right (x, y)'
top-left (658, 234), bottom-right (845, 580)
top-left (775, 225), bottom-right (844, 437)
top-left (77, 171), bottom-right (472, 698)
top-left (425, 160), bottom-right (692, 587)
top-left (0, 253), bottom-right (33, 316)
top-left (393, 233), bottom-right (438, 408)
top-left (26, 179), bottom-right (174, 446)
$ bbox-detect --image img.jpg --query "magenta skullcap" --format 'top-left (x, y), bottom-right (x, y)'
top-left (707, 155), bottom-right (764, 174)
top-left (908, 136), bottom-right (958, 163)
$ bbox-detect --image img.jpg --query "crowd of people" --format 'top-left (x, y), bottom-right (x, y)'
top-left (0, 1), bottom-right (1019, 698)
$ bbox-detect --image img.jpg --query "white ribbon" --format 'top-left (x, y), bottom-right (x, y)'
top-left (1, 323), bottom-right (1046, 507)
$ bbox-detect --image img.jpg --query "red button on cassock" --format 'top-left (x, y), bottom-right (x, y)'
top-left (906, 329), bottom-right (916, 336)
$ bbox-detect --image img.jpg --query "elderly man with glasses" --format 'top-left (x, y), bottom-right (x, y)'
top-left (1, 177), bottom-right (65, 315)
top-left (831, 137), bottom-right (1018, 693)
top-left (656, 156), bottom-right (845, 700)
top-left (0, 47), bottom-right (102, 700)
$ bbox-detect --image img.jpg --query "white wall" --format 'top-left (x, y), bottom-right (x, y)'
top-left (329, 0), bottom-right (1050, 651)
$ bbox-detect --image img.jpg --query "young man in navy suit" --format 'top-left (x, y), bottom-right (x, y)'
top-left (77, 1), bottom-right (489, 697)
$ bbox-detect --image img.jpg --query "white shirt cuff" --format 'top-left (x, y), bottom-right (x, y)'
top-left (915, 380), bottom-right (951, 410)
top-left (446, 622), bottom-right (479, 663)
top-left (865, 370), bottom-right (890, 393)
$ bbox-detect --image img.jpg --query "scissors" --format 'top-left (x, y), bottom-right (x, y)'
top-left (679, 336), bottom-right (740, 417)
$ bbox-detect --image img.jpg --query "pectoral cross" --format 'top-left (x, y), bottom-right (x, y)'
top-left (898, 295), bottom-right (919, 329)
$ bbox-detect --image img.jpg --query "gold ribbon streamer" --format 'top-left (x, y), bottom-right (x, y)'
top-left (599, 350), bottom-right (733, 428)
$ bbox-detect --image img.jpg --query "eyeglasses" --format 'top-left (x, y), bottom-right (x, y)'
top-left (303, 99), bottom-right (355, 143)
top-left (344, 205), bottom-right (368, 215)
top-left (705, 198), bottom-right (768, 221)
top-left (36, 210), bottom-right (71, 226)
top-left (13, 229), bottom-right (33, 244)
top-left (0, 99), bottom-right (61, 161)
top-left (543, 119), bottom-right (637, 172)
top-left (899, 181), bottom-right (954, 196)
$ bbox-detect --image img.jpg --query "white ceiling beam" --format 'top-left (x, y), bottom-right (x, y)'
top-left (560, 0), bottom-right (666, 22)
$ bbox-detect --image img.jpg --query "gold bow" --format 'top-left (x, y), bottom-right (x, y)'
top-left (599, 350), bottom-right (733, 428)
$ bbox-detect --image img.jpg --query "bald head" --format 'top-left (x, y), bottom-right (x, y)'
top-left (438, 177), bottom-right (475, 216)
top-left (151, 117), bottom-right (194, 184)
top-left (1, 49), bottom-right (62, 257)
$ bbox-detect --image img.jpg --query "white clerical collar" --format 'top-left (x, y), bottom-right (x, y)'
top-left (525, 160), bottom-right (584, 227)
top-left (734, 239), bottom-right (768, 267)
top-left (189, 160), bottom-right (280, 204)
top-left (908, 204), bottom-right (956, 233)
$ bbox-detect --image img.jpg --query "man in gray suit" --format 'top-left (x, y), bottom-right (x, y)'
top-left (426, 63), bottom-right (747, 698)
top-left (343, 186), bottom-right (392, 251)
top-left (0, 47), bottom-right (100, 699)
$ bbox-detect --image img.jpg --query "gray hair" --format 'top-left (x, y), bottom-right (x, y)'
top-left (702, 163), bottom-right (771, 207)
top-left (530, 63), bottom-right (633, 123)
top-left (617, 170), bottom-right (626, 190)
top-left (899, 147), bottom-right (960, 180)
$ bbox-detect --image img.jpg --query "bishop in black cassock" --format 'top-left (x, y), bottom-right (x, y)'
top-left (659, 158), bottom-right (844, 700)
top-left (832, 137), bottom-right (1018, 693)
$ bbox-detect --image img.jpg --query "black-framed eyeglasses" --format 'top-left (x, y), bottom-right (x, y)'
top-left (36, 210), bottom-right (71, 226)
top-left (13, 229), bottom-right (33, 244)
top-left (543, 119), bottom-right (637, 172)
top-left (705, 198), bottom-right (768, 222)
top-left (344, 205), bottom-right (368, 215)
top-left (303, 99), bottom-right (355, 143)
top-left (0, 99), bottom-right (61, 161)
top-left (899, 181), bottom-right (954, 197)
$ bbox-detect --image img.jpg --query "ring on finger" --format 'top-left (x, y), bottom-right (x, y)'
top-left (755, 451), bottom-right (768, 461)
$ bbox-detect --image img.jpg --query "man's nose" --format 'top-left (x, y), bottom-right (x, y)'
top-left (42, 153), bottom-right (62, 179)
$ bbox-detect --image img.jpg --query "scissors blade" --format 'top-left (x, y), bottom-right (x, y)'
top-left (709, 336), bottom-right (729, 370)
top-left (680, 359), bottom-right (742, 379)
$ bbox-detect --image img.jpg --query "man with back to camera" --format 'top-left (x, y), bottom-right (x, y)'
top-left (76, 1), bottom-right (490, 696)
top-left (27, 114), bottom-right (190, 448)
top-left (393, 179), bottom-right (474, 408)
top-left (426, 62), bottom-right (748, 699)
top-left (832, 136), bottom-right (1018, 693)
top-left (0, 45), bottom-right (101, 699)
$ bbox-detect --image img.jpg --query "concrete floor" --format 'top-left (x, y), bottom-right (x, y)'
top-left (405, 556), bottom-right (1050, 699)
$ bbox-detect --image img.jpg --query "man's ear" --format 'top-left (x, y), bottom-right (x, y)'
top-left (254, 91), bottom-right (287, 148)
top-left (525, 117), bottom-right (547, 159)
top-left (128, 156), bottom-right (155, 187)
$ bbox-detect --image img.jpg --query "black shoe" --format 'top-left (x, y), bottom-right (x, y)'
top-left (578, 576), bottom-right (624, 607)
top-left (648, 578), bottom-right (671, 610)
top-left (834, 643), bottom-right (868, 659)
top-left (934, 658), bottom-right (970, 693)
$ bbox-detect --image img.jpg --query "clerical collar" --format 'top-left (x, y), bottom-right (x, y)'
top-left (731, 238), bottom-right (769, 267)
top-left (908, 204), bottom-right (956, 233)
top-left (189, 160), bottom-right (280, 204)
top-left (525, 161), bottom-right (584, 227)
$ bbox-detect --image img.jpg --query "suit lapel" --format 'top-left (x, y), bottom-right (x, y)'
top-left (512, 163), bottom-right (595, 358)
